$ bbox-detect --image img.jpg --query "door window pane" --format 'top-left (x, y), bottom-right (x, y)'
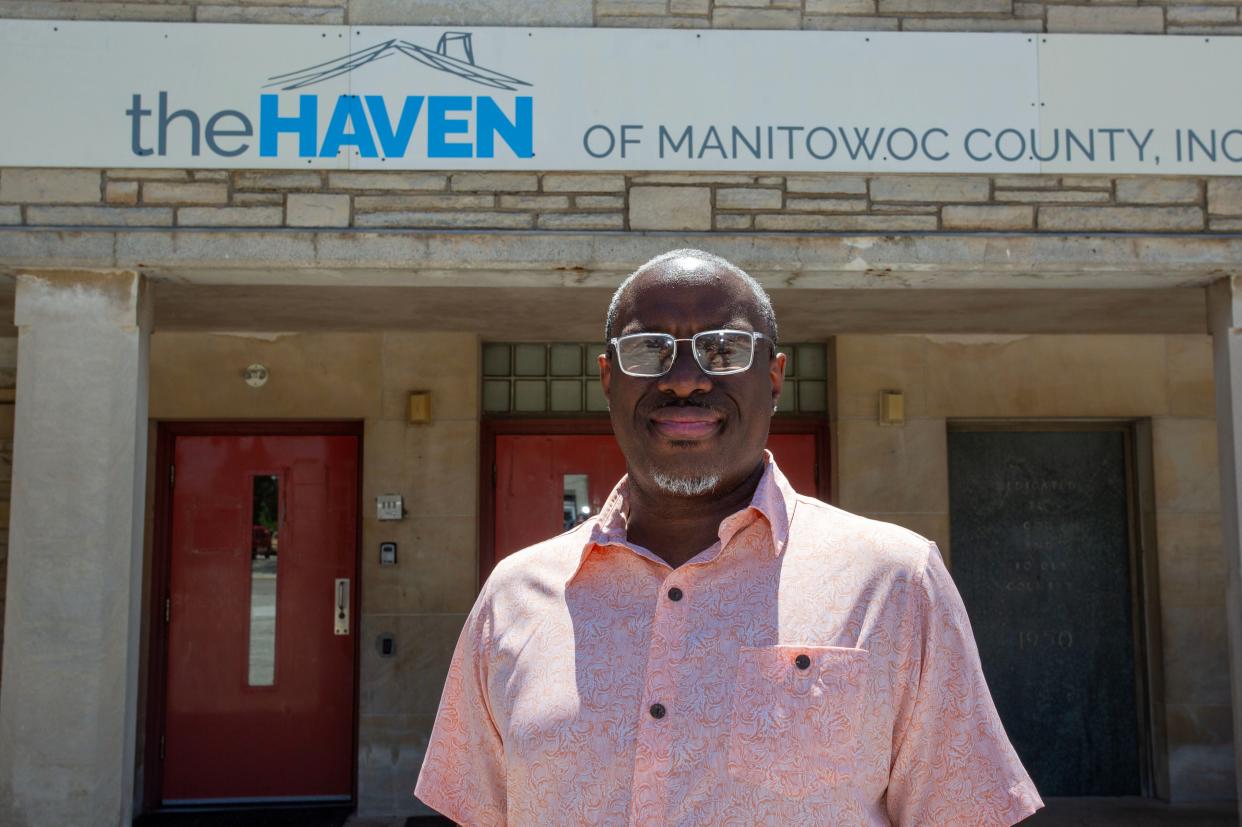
top-left (248, 475), bottom-right (279, 686)
top-left (563, 473), bottom-right (592, 530)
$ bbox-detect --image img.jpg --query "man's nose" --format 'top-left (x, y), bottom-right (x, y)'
top-left (655, 344), bottom-right (712, 397)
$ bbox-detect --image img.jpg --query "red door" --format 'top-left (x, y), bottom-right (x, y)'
top-left (490, 429), bottom-right (821, 577)
top-left (162, 435), bottom-right (358, 804)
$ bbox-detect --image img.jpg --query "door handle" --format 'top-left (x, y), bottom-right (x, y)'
top-left (334, 577), bottom-right (350, 636)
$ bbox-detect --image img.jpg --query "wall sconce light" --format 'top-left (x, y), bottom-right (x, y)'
top-left (408, 390), bottom-right (432, 425)
top-left (878, 390), bottom-right (904, 425)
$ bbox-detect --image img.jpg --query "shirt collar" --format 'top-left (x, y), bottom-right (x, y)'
top-left (576, 450), bottom-right (796, 581)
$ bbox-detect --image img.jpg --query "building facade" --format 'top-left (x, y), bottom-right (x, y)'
top-left (0, 0), bottom-right (1239, 824)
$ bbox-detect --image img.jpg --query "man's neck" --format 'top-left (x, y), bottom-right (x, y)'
top-left (625, 461), bottom-right (766, 569)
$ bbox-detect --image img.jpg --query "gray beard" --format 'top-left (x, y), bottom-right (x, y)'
top-left (651, 471), bottom-right (722, 497)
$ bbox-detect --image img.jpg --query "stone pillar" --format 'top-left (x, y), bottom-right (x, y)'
top-left (1209, 275), bottom-right (1242, 806)
top-left (0, 271), bottom-right (151, 827)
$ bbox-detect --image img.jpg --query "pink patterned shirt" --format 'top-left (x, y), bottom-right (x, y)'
top-left (415, 455), bottom-right (1042, 826)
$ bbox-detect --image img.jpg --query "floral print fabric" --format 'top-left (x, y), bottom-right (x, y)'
top-left (415, 455), bottom-right (1042, 826)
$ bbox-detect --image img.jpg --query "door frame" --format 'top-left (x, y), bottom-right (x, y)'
top-left (479, 416), bottom-right (830, 586)
top-left (144, 420), bottom-right (365, 813)
top-left (946, 417), bottom-right (1167, 800)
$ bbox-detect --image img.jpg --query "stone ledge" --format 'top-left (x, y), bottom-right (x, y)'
top-left (2, 226), bottom-right (1241, 290)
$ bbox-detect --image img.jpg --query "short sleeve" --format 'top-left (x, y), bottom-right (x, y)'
top-left (886, 542), bottom-right (1044, 827)
top-left (413, 594), bottom-right (507, 826)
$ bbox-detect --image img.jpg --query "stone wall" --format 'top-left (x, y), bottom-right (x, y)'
top-left (833, 332), bottom-right (1232, 802)
top-left (147, 331), bottom-right (480, 817)
top-left (3, 0), bottom-right (1242, 34)
top-left (4, 169), bottom-right (1242, 233)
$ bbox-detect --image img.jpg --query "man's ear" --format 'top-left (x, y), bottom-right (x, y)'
top-left (599, 351), bottom-right (612, 401)
top-left (769, 350), bottom-right (786, 409)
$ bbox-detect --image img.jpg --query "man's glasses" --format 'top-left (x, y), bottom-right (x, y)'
top-left (608, 329), bottom-right (771, 377)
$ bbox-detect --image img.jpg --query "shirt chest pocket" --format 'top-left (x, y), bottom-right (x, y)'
top-left (726, 645), bottom-right (870, 799)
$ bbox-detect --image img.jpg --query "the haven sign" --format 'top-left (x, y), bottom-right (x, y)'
top-left (3, 20), bottom-right (1242, 174)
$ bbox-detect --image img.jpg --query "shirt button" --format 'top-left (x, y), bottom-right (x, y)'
top-left (667, 587), bottom-right (683, 602)
top-left (649, 703), bottom-right (666, 719)
top-left (794, 653), bottom-right (811, 670)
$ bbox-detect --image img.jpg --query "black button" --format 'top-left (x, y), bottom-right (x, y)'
top-left (649, 703), bottom-right (666, 719)
top-left (794, 654), bottom-right (811, 670)
top-left (667, 587), bottom-right (683, 602)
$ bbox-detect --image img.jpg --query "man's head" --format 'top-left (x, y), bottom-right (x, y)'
top-left (599, 249), bottom-right (785, 499)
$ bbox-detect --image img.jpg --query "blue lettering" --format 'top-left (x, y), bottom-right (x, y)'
top-left (260, 94), bottom-right (317, 158)
top-left (428, 96), bottom-right (472, 159)
top-left (477, 96), bottom-right (532, 158)
top-left (921, 128), bottom-right (949, 162)
top-left (320, 95), bottom-right (378, 158)
top-left (838, 127), bottom-right (884, 161)
top-left (964, 128), bottom-right (992, 162)
top-left (365, 95), bottom-right (424, 158)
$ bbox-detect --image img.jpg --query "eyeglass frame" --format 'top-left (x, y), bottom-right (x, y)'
top-left (606, 328), bottom-right (775, 378)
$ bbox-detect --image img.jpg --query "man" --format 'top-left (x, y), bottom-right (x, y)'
top-left (415, 249), bottom-right (1042, 825)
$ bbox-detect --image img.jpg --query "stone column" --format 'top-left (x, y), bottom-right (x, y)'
top-left (0, 271), bottom-right (151, 827)
top-left (1209, 275), bottom-right (1242, 806)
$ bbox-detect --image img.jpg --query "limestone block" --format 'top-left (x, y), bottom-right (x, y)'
top-left (670, 0), bottom-right (710, 12)
top-left (835, 334), bottom-right (929, 419)
top-left (327, 172), bottom-right (446, 191)
top-left (233, 192), bottom-right (284, 206)
top-left (1046, 5), bottom-right (1165, 33)
top-left (25, 206), bottom-right (172, 226)
top-left (498, 194), bottom-right (570, 210)
top-left (1163, 605), bottom-right (1231, 705)
top-left (628, 186), bottom-right (711, 230)
top-left (994, 189), bottom-right (1111, 204)
top-left (285, 188), bottom-right (350, 223)
top-left (355, 211), bottom-right (533, 228)
top-left (597, 0), bottom-right (668, 13)
top-left (1208, 179), bottom-right (1242, 215)
top-left (1167, 5), bottom-right (1236, 24)
top-left (105, 169), bottom-right (189, 181)
top-left (541, 174), bottom-right (627, 192)
top-left (901, 17), bottom-right (1042, 31)
top-left (835, 417), bottom-right (949, 515)
top-left (191, 171), bottom-right (230, 181)
top-left (753, 213), bottom-right (936, 230)
top-left (1156, 512), bottom-right (1225, 609)
top-left (142, 182), bottom-right (228, 206)
top-left (195, 5), bottom-right (345, 22)
top-left (177, 206), bottom-right (284, 227)
top-left (575, 195), bottom-right (625, 209)
top-left (1153, 417), bottom-right (1222, 513)
top-left (0, 1), bottom-right (192, 20)
top-left (105, 181), bottom-right (139, 206)
top-left (362, 515), bottom-right (478, 615)
top-left (450, 173), bottom-right (539, 192)
top-left (785, 175), bottom-right (867, 195)
top-left (993, 175), bottom-right (1059, 189)
top-left (715, 0), bottom-right (771, 8)
top-left (1013, 2), bottom-right (1042, 18)
top-left (235, 171), bottom-right (323, 191)
top-left (924, 335), bottom-right (1169, 418)
top-left (1038, 206), bottom-right (1203, 232)
top-left (632, 173), bottom-right (755, 185)
top-left (712, 7), bottom-right (801, 27)
top-left (806, 0), bottom-right (875, 12)
top-left (942, 205), bottom-right (1035, 230)
top-left (597, 15), bottom-right (709, 26)
top-left (785, 197), bottom-right (867, 213)
top-left (1167, 335), bottom-right (1216, 418)
top-left (378, 332), bottom-right (479, 423)
top-left (869, 175), bottom-right (989, 203)
top-left (0, 169), bottom-right (100, 204)
top-left (354, 194), bottom-right (494, 211)
top-left (1116, 178), bottom-right (1201, 205)
top-left (715, 214), bottom-right (752, 230)
top-left (716, 188), bottom-right (783, 210)
top-left (878, 0), bottom-right (1008, 10)
top-left (1211, 218), bottom-right (1242, 231)
top-left (1166, 704), bottom-right (1236, 801)
top-left (802, 14), bottom-right (899, 28)
top-left (349, 0), bottom-right (591, 24)
top-left (0, 206), bottom-right (19, 225)
top-left (536, 213), bottom-right (625, 229)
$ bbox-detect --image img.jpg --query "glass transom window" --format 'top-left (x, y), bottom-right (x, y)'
top-left (482, 342), bottom-right (827, 415)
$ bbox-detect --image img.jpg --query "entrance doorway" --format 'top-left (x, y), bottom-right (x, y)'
top-left (149, 424), bottom-right (361, 808)
top-left (482, 419), bottom-right (827, 581)
top-left (947, 423), bottom-right (1156, 797)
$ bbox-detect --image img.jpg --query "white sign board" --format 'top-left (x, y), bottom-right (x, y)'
top-left (0, 20), bottom-right (1238, 174)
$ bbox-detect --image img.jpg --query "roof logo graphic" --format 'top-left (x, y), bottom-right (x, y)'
top-left (265, 32), bottom-right (533, 92)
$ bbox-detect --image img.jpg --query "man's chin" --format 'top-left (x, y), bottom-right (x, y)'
top-left (650, 471), bottom-right (722, 497)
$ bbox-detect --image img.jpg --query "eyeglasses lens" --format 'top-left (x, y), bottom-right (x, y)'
top-left (693, 331), bottom-right (753, 373)
top-left (616, 334), bottom-right (676, 376)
